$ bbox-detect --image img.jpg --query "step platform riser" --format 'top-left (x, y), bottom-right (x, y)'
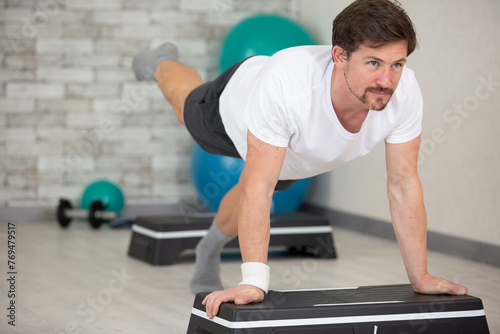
top-left (187, 284), bottom-right (490, 334)
top-left (127, 212), bottom-right (336, 265)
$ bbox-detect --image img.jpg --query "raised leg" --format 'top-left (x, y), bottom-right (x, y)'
top-left (133, 43), bottom-right (241, 293)
top-left (154, 60), bottom-right (203, 126)
top-left (132, 42), bottom-right (203, 126)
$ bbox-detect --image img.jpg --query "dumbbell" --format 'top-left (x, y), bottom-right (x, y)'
top-left (57, 198), bottom-right (117, 229)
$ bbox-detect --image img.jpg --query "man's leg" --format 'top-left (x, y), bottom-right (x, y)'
top-left (132, 43), bottom-right (240, 293)
top-left (155, 59), bottom-right (239, 292)
top-left (132, 42), bottom-right (202, 125)
top-left (154, 60), bottom-right (202, 126)
top-left (189, 182), bottom-right (241, 293)
top-left (153, 53), bottom-right (240, 292)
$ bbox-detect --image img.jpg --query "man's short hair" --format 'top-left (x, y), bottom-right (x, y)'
top-left (332, 0), bottom-right (418, 59)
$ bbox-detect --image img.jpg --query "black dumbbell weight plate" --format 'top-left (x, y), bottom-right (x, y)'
top-left (88, 200), bottom-right (105, 229)
top-left (57, 199), bottom-right (73, 228)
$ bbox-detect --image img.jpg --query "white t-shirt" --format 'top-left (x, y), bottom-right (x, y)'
top-left (219, 45), bottom-right (423, 180)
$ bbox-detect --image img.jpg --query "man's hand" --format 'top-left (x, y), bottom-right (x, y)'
top-left (412, 272), bottom-right (468, 295)
top-left (202, 285), bottom-right (265, 319)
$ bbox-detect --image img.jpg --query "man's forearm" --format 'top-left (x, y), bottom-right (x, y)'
top-left (238, 184), bottom-right (273, 264)
top-left (236, 184), bottom-right (274, 293)
top-left (388, 176), bottom-right (428, 287)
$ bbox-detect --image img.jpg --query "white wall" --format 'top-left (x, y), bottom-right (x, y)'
top-left (300, 0), bottom-right (500, 246)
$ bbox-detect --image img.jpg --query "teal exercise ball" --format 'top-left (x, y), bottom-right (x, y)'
top-left (81, 180), bottom-right (125, 213)
top-left (190, 143), bottom-right (311, 213)
top-left (219, 14), bottom-right (316, 72)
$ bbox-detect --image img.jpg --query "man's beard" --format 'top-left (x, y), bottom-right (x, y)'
top-left (344, 69), bottom-right (394, 111)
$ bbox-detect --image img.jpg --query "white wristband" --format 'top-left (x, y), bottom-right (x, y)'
top-left (238, 262), bottom-right (270, 294)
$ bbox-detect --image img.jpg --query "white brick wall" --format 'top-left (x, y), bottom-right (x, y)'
top-left (93, 98), bottom-right (151, 114)
top-left (0, 99), bottom-right (35, 113)
top-left (7, 82), bottom-right (65, 98)
top-left (44, 12), bottom-right (90, 24)
top-left (37, 68), bottom-right (94, 83)
top-left (0, 69), bottom-right (35, 81)
top-left (37, 156), bottom-right (95, 173)
top-left (8, 114), bottom-right (65, 126)
top-left (0, 0), bottom-right (303, 208)
top-left (150, 11), bottom-right (203, 25)
top-left (121, 82), bottom-right (164, 100)
top-left (38, 184), bottom-right (82, 202)
top-left (101, 126), bottom-right (152, 142)
top-left (6, 142), bottom-right (65, 155)
top-left (94, 39), bottom-right (150, 55)
top-left (66, 0), bottom-right (123, 11)
top-left (123, 0), bottom-right (178, 11)
top-left (152, 154), bottom-right (191, 171)
top-left (96, 157), bottom-right (151, 171)
top-left (179, 0), bottom-right (214, 13)
top-left (0, 127), bottom-right (37, 143)
top-left (37, 99), bottom-right (92, 113)
top-left (37, 39), bottom-right (94, 55)
top-left (67, 84), bottom-right (120, 98)
top-left (66, 114), bottom-right (108, 128)
top-left (64, 55), bottom-right (121, 68)
top-left (4, 55), bottom-right (64, 69)
top-left (0, 157), bottom-right (36, 171)
top-left (95, 70), bottom-right (135, 82)
top-left (92, 11), bottom-right (150, 25)
top-left (0, 9), bottom-right (32, 24)
top-left (36, 127), bottom-right (81, 141)
top-left (100, 26), bottom-right (176, 40)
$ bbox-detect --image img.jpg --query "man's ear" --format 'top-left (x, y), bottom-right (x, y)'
top-left (332, 45), bottom-right (347, 69)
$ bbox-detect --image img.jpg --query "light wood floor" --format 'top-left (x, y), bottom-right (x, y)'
top-left (0, 220), bottom-right (498, 333)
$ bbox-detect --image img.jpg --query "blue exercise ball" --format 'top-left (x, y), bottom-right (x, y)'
top-left (219, 14), bottom-right (316, 72)
top-left (190, 143), bottom-right (311, 213)
top-left (81, 180), bottom-right (125, 213)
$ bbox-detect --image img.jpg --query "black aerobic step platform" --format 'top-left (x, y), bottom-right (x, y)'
top-left (187, 284), bottom-right (490, 334)
top-left (128, 212), bottom-right (336, 265)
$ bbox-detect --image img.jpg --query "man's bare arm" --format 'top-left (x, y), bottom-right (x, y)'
top-left (386, 135), bottom-right (467, 295)
top-left (238, 131), bottom-right (287, 264)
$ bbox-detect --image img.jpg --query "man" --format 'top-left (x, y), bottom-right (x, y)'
top-left (132, 0), bottom-right (468, 319)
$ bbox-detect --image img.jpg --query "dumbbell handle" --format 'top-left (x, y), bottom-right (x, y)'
top-left (64, 208), bottom-right (117, 220)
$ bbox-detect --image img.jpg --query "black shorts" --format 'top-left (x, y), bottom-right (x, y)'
top-left (183, 58), bottom-right (297, 192)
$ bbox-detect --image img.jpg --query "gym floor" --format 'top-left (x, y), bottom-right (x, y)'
top-left (1, 220), bottom-right (498, 334)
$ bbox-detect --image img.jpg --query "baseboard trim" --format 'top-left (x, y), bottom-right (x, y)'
top-left (300, 203), bottom-right (500, 268)
top-left (2, 203), bottom-right (498, 268)
top-left (0, 203), bottom-right (202, 224)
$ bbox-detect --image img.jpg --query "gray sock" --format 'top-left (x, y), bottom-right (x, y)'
top-left (190, 219), bottom-right (235, 294)
top-left (131, 42), bottom-right (178, 81)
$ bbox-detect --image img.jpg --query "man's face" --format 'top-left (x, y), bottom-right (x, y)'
top-left (343, 40), bottom-right (408, 111)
